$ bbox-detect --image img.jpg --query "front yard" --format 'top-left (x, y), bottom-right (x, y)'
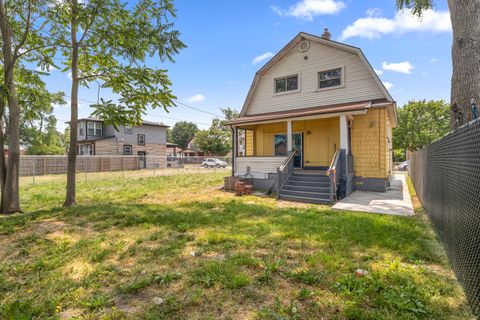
top-left (0, 172), bottom-right (473, 319)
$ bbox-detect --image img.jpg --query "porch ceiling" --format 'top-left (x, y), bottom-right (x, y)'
top-left (227, 100), bottom-right (375, 126)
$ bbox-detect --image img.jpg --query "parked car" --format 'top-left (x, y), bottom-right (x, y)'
top-left (202, 158), bottom-right (227, 168)
top-left (398, 160), bottom-right (410, 171)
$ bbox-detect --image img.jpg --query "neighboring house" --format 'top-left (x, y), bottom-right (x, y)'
top-left (166, 142), bottom-right (181, 157)
top-left (179, 137), bottom-right (205, 158)
top-left (75, 117), bottom-right (168, 168)
top-left (227, 31), bottom-right (396, 203)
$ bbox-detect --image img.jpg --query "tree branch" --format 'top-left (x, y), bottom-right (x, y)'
top-left (78, 2), bottom-right (101, 45)
top-left (13, 0), bottom-right (33, 60)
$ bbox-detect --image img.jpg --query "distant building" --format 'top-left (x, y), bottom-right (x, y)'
top-left (74, 117), bottom-right (168, 168)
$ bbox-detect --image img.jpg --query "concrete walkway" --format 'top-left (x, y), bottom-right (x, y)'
top-left (332, 173), bottom-right (414, 216)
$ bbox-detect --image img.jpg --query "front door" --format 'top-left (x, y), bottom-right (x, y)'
top-left (138, 151), bottom-right (146, 169)
top-left (293, 133), bottom-right (303, 168)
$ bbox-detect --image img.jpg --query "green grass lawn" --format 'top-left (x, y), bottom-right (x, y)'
top-left (0, 172), bottom-right (473, 319)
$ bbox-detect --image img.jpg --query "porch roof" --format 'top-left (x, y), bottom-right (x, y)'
top-left (227, 100), bottom-right (374, 126)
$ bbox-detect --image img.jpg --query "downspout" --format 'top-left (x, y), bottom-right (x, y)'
top-left (230, 126), bottom-right (236, 177)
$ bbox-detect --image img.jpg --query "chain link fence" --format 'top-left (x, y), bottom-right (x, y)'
top-left (19, 155), bottom-right (231, 186)
top-left (409, 119), bottom-right (480, 316)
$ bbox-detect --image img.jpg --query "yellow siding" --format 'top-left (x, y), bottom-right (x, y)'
top-left (245, 130), bottom-right (254, 156)
top-left (303, 118), bottom-right (339, 167)
top-left (352, 108), bottom-right (389, 179)
top-left (252, 119), bottom-right (339, 167)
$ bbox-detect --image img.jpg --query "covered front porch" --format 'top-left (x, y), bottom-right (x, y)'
top-left (232, 114), bottom-right (354, 178)
top-left (230, 111), bottom-right (361, 202)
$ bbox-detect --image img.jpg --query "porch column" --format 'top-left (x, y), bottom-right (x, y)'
top-left (339, 115), bottom-right (348, 153)
top-left (339, 115), bottom-right (348, 174)
top-left (287, 120), bottom-right (293, 152)
top-left (232, 127), bottom-right (237, 176)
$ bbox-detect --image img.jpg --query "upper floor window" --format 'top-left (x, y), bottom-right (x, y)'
top-left (87, 122), bottom-right (102, 136)
top-left (318, 68), bottom-right (343, 89)
top-left (137, 134), bottom-right (145, 146)
top-left (274, 75), bottom-right (298, 94)
top-left (79, 122), bottom-right (84, 136)
top-left (124, 126), bottom-right (133, 134)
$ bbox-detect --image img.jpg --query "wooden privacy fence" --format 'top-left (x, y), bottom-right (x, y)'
top-left (18, 156), bottom-right (167, 176)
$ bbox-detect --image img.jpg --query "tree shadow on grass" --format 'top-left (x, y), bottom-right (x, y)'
top-left (0, 199), bottom-right (471, 320)
top-left (44, 199), bottom-right (446, 266)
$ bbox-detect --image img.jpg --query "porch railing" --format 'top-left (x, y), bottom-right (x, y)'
top-left (326, 149), bottom-right (342, 202)
top-left (275, 150), bottom-right (296, 199)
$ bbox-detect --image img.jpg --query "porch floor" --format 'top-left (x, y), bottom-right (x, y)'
top-left (332, 173), bottom-right (414, 216)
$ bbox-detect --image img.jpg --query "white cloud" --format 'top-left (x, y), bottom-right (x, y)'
top-left (271, 0), bottom-right (346, 21)
top-left (430, 57), bottom-right (439, 63)
top-left (186, 94), bottom-right (206, 103)
top-left (366, 8), bottom-right (382, 17)
top-left (252, 52), bottom-right (274, 65)
top-left (382, 82), bottom-right (394, 90)
top-left (382, 61), bottom-right (414, 74)
top-left (374, 68), bottom-right (384, 76)
top-left (340, 9), bottom-right (451, 40)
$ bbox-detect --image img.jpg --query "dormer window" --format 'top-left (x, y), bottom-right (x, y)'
top-left (274, 75), bottom-right (298, 94)
top-left (87, 122), bottom-right (102, 136)
top-left (318, 68), bottom-right (343, 89)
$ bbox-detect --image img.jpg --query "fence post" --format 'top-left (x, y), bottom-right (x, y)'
top-left (43, 157), bottom-right (46, 175)
top-left (122, 156), bottom-right (125, 180)
top-left (32, 158), bottom-right (35, 186)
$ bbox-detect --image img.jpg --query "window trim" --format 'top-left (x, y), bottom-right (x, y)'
top-left (137, 134), bottom-right (145, 146)
top-left (273, 73), bottom-right (301, 96)
top-left (124, 126), bottom-right (133, 134)
top-left (123, 144), bottom-right (133, 155)
top-left (86, 121), bottom-right (102, 136)
top-left (79, 121), bottom-right (85, 136)
top-left (316, 66), bottom-right (345, 92)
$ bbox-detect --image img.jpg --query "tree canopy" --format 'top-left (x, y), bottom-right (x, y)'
top-left (194, 119), bottom-right (231, 156)
top-left (393, 100), bottom-right (450, 154)
top-left (171, 121), bottom-right (198, 149)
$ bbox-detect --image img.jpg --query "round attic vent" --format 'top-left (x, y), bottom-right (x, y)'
top-left (298, 40), bottom-right (310, 53)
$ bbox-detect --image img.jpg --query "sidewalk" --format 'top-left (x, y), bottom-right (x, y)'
top-left (332, 173), bottom-right (414, 216)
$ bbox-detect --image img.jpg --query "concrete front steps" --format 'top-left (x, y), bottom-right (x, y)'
top-left (278, 173), bottom-right (331, 204)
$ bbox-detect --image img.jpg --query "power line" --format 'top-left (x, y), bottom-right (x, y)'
top-left (58, 95), bottom-right (212, 127)
top-left (173, 100), bottom-right (225, 118)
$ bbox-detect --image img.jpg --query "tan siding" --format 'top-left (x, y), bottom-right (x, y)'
top-left (247, 42), bottom-right (385, 115)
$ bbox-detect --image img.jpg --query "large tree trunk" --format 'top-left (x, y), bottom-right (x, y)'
top-left (0, 101), bottom-right (7, 193)
top-left (64, 2), bottom-right (79, 207)
top-left (448, 0), bottom-right (480, 129)
top-left (0, 1), bottom-right (21, 214)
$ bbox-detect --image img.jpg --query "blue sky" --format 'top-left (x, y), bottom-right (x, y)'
top-left (45, 0), bottom-right (452, 131)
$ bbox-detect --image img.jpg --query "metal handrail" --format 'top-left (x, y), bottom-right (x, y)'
top-left (276, 150), bottom-right (296, 198)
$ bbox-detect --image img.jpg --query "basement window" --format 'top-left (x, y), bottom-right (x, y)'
top-left (275, 75), bottom-right (298, 94)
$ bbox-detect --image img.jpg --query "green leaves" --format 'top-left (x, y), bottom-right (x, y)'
top-left (393, 100), bottom-right (450, 152)
top-left (170, 121), bottom-right (199, 149)
top-left (195, 118), bottom-right (232, 156)
top-left (396, 0), bottom-right (434, 16)
top-left (48, 0), bottom-right (185, 128)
